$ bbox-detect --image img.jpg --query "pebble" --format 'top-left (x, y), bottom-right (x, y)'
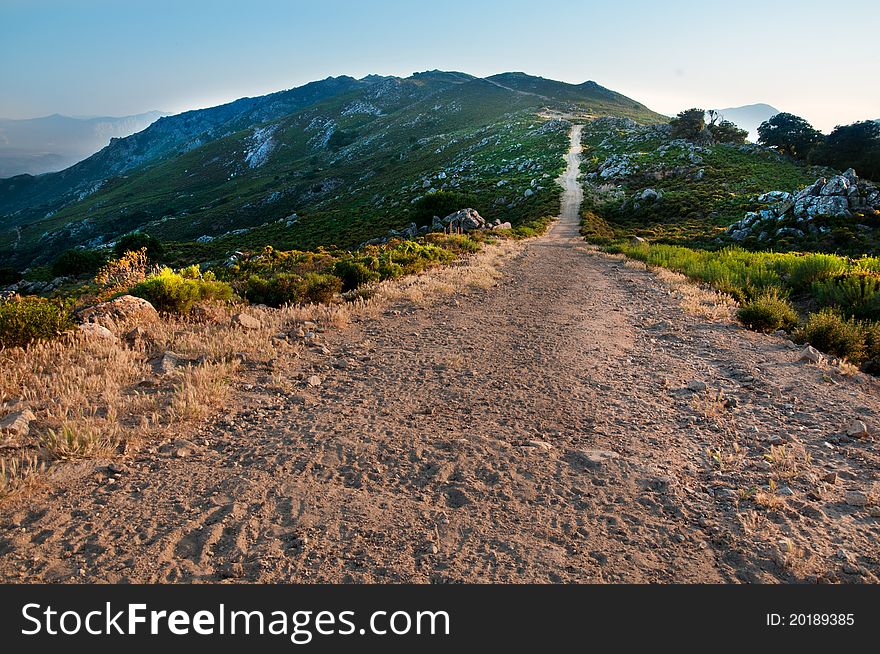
top-left (687, 381), bottom-right (708, 392)
top-left (306, 375), bottom-right (322, 388)
top-left (799, 346), bottom-right (822, 364)
top-left (845, 420), bottom-right (869, 439)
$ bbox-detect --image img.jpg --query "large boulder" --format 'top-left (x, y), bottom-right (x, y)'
top-left (820, 175), bottom-right (850, 196)
top-left (814, 196), bottom-right (852, 218)
top-left (76, 295), bottom-right (159, 327)
top-left (0, 408), bottom-right (36, 438)
top-left (78, 322), bottom-right (118, 342)
top-left (442, 208), bottom-right (486, 232)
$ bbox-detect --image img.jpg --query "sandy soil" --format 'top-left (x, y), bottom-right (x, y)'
top-left (1, 127), bottom-right (878, 584)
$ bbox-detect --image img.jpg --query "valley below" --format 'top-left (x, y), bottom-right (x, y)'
top-left (2, 128), bottom-right (878, 584)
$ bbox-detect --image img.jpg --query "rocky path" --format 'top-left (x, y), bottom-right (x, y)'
top-left (1, 128), bottom-right (879, 584)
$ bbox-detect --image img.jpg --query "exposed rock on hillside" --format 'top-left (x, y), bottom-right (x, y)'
top-left (76, 295), bottom-right (159, 327)
top-left (726, 169), bottom-right (880, 242)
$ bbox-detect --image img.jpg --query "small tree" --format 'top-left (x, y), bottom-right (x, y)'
top-left (708, 119), bottom-right (748, 144)
top-left (810, 120), bottom-right (880, 181)
top-left (670, 108), bottom-right (707, 140)
top-left (113, 232), bottom-right (164, 261)
top-left (757, 112), bottom-right (824, 159)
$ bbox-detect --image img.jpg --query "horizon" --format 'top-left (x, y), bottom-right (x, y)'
top-left (2, 0), bottom-right (878, 133)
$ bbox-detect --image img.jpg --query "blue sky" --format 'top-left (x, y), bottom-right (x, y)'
top-left (2, 0), bottom-right (877, 131)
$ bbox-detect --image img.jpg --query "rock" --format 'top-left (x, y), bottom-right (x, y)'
top-left (629, 236), bottom-right (647, 246)
top-left (799, 345), bottom-right (822, 364)
top-left (844, 490), bottom-right (869, 507)
top-left (159, 438), bottom-right (199, 458)
top-left (820, 176), bottom-right (849, 196)
top-left (149, 351), bottom-right (193, 375)
top-left (76, 295), bottom-right (158, 326)
top-left (123, 325), bottom-right (154, 348)
top-left (491, 222), bottom-right (512, 230)
top-left (566, 449), bottom-right (619, 469)
top-left (305, 375), bottom-right (322, 388)
top-left (845, 420), bottom-right (869, 439)
top-left (869, 506), bottom-right (880, 518)
top-left (687, 380), bottom-right (708, 392)
top-left (814, 195), bottom-right (851, 218)
top-left (523, 188), bottom-right (534, 198)
top-left (0, 409), bottom-right (36, 438)
top-left (441, 208), bottom-right (486, 232)
top-left (822, 471), bottom-right (838, 485)
top-left (231, 312), bottom-right (261, 330)
top-left (636, 188), bottom-right (663, 203)
top-left (526, 440), bottom-right (553, 451)
top-left (77, 322), bottom-right (118, 342)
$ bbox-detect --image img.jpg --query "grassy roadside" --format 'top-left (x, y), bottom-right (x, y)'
top-left (605, 241), bottom-right (880, 367)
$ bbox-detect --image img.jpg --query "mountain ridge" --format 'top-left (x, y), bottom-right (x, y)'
top-left (0, 70), bottom-right (664, 268)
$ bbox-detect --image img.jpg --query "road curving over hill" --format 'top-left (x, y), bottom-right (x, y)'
top-left (2, 127), bottom-right (879, 584)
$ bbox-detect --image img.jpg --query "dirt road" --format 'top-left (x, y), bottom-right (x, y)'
top-left (1, 127), bottom-right (878, 584)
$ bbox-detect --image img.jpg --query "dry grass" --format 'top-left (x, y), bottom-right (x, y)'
top-left (0, 237), bottom-right (524, 497)
top-left (652, 267), bottom-right (737, 321)
top-left (763, 443), bottom-right (812, 482)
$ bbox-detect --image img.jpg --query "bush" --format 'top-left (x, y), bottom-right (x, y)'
top-left (0, 295), bottom-right (74, 349)
top-left (787, 254), bottom-right (847, 292)
top-left (410, 191), bottom-right (480, 226)
top-left (333, 260), bottom-right (381, 292)
top-left (799, 309), bottom-right (867, 363)
top-left (51, 248), bottom-right (107, 278)
top-left (0, 267), bottom-right (21, 285)
top-left (670, 108), bottom-right (707, 140)
top-left (244, 272), bottom-right (341, 307)
top-left (114, 232), bottom-right (164, 261)
top-left (95, 248), bottom-right (153, 300)
top-left (303, 273), bottom-right (342, 304)
top-left (737, 290), bottom-right (799, 333)
top-left (129, 266), bottom-right (233, 314)
top-left (813, 271), bottom-right (880, 320)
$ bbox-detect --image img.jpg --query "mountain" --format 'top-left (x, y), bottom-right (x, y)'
top-left (0, 111), bottom-right (165, 177)
top-left (0, 71), bottom-right (664, 268)
top-left (710, 103), bottom-right (780, 142)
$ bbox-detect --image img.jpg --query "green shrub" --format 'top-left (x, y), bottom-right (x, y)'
top-left (0, 267), bottom-right (21, 285)
top-left (129, 266), bottom-right (233, 314)
top-left (786, 254), bottom-right (847, 292)
top-left (114, 232), bottom-right (164, 261)
top-left (303, 273), bottom-right (342, 304)
top-left (0, 295), bottom-right (74, 349)
top-left (799, 309), bottom-right (867, 363)
top-left (333, 260), bottom-right (381, 292)
top-left (813, 271), bottom-right (880, 320)
top-left (51, 248), bottom-right (107, 278)
top-left (410, 191), bottom-right (480, 226)
top-left (737, 290), bottom-right (799, 333)
top-left (244, 272), bottom-right (341, 307)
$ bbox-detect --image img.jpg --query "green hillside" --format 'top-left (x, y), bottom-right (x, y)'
top-left (1, 71), bottom-right (661, 271)
top-left (578, 118), bottom-right (823, 248)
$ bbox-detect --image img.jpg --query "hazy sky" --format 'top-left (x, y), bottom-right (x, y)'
top-left (2, 0), bottom-right (877, 132)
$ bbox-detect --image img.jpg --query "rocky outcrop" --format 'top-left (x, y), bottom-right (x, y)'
top-left (77, 322), bottom-right (118, 342)
top-left (76, 295), bottom-right (159, 327)
top-left (726, 169), bottom-right (880, 242)
top-left (442, 208), bottom-right (486, 232)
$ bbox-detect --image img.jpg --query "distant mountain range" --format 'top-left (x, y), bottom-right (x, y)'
top-left (0, 111), bottom-right (165, 177)
top-left (0, 71), bottom-right (664, 267)
top-left (710, 103), bottom-right (780, 142)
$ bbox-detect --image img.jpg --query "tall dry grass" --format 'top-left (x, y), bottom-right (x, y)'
top-left (0, 238), bottom-right (522, 496)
